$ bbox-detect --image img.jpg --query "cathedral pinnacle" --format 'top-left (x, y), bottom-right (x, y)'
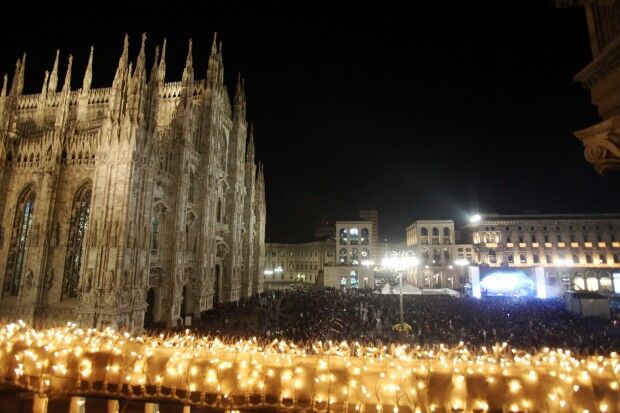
top-left (40, 70), bottom-right (49, 97)
top-left (135, 33), bottom-right (147, 78)
top-left (16, 53), bottom-right (26, 96)
top-left (159, 38), bottom-right (167, 82)
top-left (184, 39), bottom-right (193, 76)
top-left (1, 74), bottom-right (7, 98)
top-left (61, 55), bottom-right (73, 93)
top-left (82, 46), bottom-right (93, 93)
top-left (246, 124), bottom-right (255, 163)
top-left (48, 50), bottom-right (60, 95)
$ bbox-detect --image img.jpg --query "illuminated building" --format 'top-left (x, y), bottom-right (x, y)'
top-left (0, 35), bottom-right (266, 329)
top-left (405, 220), bottom-right (468, 289)
top-left (325, 217), bottom-right (378, 289)
top-left (263, 240), bottom-right (335, 290)
top-left (464, 213), bottom-right (620, 295)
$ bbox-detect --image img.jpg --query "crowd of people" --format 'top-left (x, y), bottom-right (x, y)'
top-left (182, 287), bottom-right (620, 354)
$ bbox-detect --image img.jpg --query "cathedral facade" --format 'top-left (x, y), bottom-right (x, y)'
top-left (0, 34), bottom-right (266, 330)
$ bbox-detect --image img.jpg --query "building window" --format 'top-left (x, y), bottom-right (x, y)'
top-left (432, 227), bottom-right (439, 236)
top-left (361, 228), bottom-right (369, 245)
top-left (544, 235), bottom-right (549, 243)
top-left (349, 228), bottom-right (359, 245)
top-left (151, 215), bottom-right (160, 250)
top-left (572, 254), bottom-right (579, 264)
top-left (518, 226), bottom-right (522, 230)
top-left (421, 227), bottom-right (428, 236)
top-left (585, 254), bottom-right (593, 264)
top-left (533, 254), bottom-right (540, 263)
top-left (506, 236), bottom-right (511, 243)
top-left (339, 248), bottom-right (348, 264)
top-left (188, 171), bottom-right (195, 204)
top-left (508, 255), bottom-right (514, 264)
top-left (443, 227), bottom-right (450, 236)
top-left (520, 254), bottom-right (526, 263)
top-left (546, 254), bottom-right (552, 263)
top-left (3, 186), bottom-right (36, 297)
top-left (339, 228), bottom-right (349, 244)
top-left (62, 185), bottom-right (92, 299)
top-left (531, 235), bottom-right (536, 243)
top-left (217, 199), bottom-right (222, 223)
top-left (518, 236), bottom-right (524, 243)
top-left (613, 254), bottom-right (620, 264)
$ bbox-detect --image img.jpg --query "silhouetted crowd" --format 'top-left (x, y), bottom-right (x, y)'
top-left (170, 288), bottom-right (620, 354)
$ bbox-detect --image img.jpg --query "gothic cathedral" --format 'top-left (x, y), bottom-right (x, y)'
top-left (0, 34), bottom-right (267, 330)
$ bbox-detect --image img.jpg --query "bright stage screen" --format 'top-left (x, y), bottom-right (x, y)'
top-left (480, 270), bottom-right (535, 297)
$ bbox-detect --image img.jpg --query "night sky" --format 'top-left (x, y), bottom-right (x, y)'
top-left (1, 1), bottom-right (618, 243)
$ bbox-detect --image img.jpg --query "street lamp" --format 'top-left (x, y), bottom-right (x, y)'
top-left (274, 266), bottom-right (283, 281)
top-left (381, 252), bottom-right (419, 326)
top-left (361, 259), bottom-right (375, 289)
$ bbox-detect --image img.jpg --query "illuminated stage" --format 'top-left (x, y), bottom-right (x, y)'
top-left (0, 322), bottom-right (618, 412)
top-left (480, 270), bottom-right (536, 297)
top-left (470, 267), bottom-right (549, 299)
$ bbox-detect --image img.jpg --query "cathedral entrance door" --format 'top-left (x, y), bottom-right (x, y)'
top-left (214, 265), bottom-right (221, 305)
top-left (144, 288), bottom-right (156, 328)
top-left (181, 286), bottom-right (187, 319)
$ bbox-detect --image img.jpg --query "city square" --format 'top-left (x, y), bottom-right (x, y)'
top-left (0, 1), bottom-right (620, 412)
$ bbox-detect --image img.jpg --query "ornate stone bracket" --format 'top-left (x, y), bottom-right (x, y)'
top-left (574, 116), bottom-right (620, 175)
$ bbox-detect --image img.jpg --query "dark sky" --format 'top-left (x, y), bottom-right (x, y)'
top-left (1, 1), bottom-right (618, 243)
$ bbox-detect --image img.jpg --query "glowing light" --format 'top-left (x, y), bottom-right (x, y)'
top-left (0, 322), bottom-right (615, 413)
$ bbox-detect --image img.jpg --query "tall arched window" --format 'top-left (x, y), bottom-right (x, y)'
top-left (432, 227), bottom-right (439, 236)
top-left (420, 228), bottom-right (428, 236)
top-left (217, 198), bottom-right (222, 223)
top-left (443, 227), bottom-right (450, 236)
top-left (188, 171), bottom-right (195, 204)
top-left (361, 228), bottom-right (369, 245)
top-left (349, 228), bottom-right (359, 245)
top-left (62, 184), bottom-right (92, 299)
top-left (3, 186), bottom-right (36, 296)
top-left (151, 215), bottom-right (160, 250)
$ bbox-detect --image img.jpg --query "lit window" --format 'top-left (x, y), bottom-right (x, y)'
top-left (62, 184), bottom-right (92, 299)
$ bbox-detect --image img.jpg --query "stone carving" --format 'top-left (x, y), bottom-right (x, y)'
top-left (44, 268), bottom-right (54, 291)
top-left (24, 269), bottom-right (34, 291)
top-left (82, 269), bottom-right (93, 293)
top-left (31, 223), bottom-right (40, 247)
top-left (49, 222), bottom-right (60, 248)
top-left (90, 221), bottom-right (98, 247)
top-left (104, 270), bottom-right (115, 294)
